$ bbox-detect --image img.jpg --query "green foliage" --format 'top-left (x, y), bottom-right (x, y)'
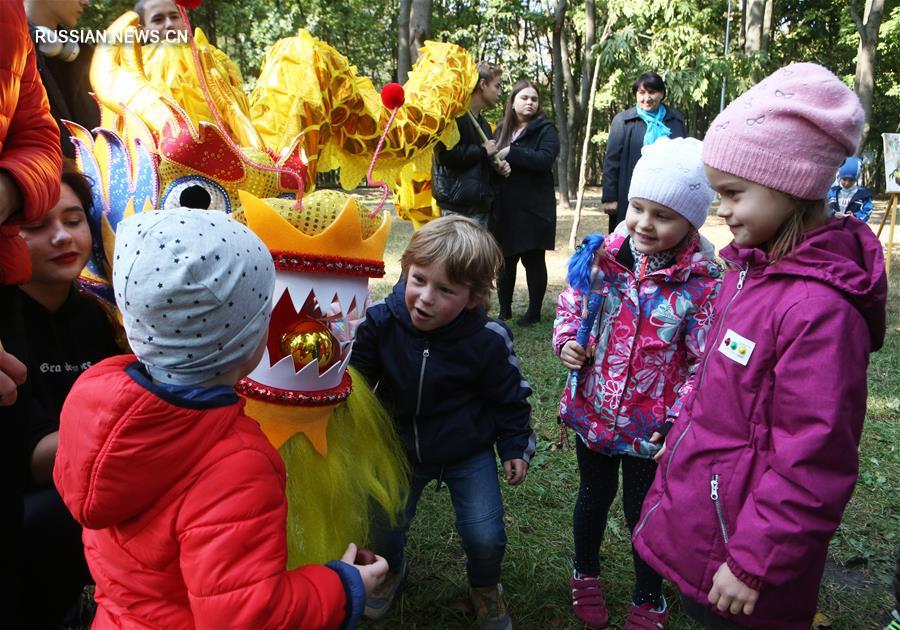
top-left (593, 0), bottom-right (767, 141)
top-left (881, 5), bottom-right (900, 102)
top-left (80, 0), bottom-right (134, 30)
top-left (585, 0), bottom-right (900, 186)
top-left (872, 4), bottom-right (900, 183)
top-left (429, 0), bottom-right (555, 126)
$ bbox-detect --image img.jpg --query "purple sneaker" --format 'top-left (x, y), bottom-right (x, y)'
top-left (570, 574), bottom-right (609, 628)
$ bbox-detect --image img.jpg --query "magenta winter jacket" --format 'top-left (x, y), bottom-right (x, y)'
top-left (633, 217), bottom-right (887, 629)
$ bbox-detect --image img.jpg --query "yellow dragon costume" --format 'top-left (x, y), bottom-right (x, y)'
top-left (90, 11), bottom-right (478, 225)
top-left (73, 6), bottom-right (478, 566)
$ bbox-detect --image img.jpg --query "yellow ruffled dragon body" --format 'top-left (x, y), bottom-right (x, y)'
top-left (90, 12), bottom-right (477, 224)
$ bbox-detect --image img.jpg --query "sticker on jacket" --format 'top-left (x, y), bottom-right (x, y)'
top-left (718, 329), bottom-right (755, 366)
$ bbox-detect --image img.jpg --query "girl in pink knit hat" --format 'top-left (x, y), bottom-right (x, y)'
top-left (632, 63), bottom-right (887, 630)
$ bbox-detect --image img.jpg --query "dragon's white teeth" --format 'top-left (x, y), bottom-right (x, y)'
top-left (249, 329), bottom-right (355, 392)
top-left (275, 272), bottom-right (368, 319)
top-left (253, 271), bottom-right (370, 393)
top-left (294, 356), bottom-right (322, 380)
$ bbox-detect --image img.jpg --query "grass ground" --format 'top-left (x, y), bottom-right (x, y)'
top-left (362, 191), bottom-right (900, 629)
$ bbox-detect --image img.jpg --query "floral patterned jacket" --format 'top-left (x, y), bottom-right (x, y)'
top-left (553, 224), bottom-right (722, 456)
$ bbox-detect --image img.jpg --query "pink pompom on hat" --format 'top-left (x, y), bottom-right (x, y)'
top-left (702, 62), bottom-right (864, 200)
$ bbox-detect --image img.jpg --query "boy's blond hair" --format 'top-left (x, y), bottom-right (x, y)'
top-left (477, 61), bottom-right (503, 84)
top-left (400, 215), bottom-right (502, 309)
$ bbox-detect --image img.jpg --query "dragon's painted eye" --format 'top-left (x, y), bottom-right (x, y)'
top-left (161, 176), bottom-right (231, 212)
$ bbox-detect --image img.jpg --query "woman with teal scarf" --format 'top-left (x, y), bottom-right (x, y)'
top-left (601, 72), bottom-right (687, 231)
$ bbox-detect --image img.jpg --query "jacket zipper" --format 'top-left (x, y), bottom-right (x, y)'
top-left (633, 264), bottom-right (747, 539)
top-left (710, 474), bottom-right (730, 543)
top-left (694, 265), bottom-right (747, 390)
top-left (633, 415), bottom-right (692, 536)
top-left (413, 344), bottom-right (430, 463)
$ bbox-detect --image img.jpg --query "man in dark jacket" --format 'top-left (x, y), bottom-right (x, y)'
top-left (601, 72), bottom-right (687, 231)
top-left (25, 0), bottom-right (99, 159)
top-left (431, 62), bottom-right (509, 227)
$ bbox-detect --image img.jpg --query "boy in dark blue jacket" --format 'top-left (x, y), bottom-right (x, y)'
top-left (828, 156), bottom-right (874, 222)
top-left (351, 215), bottom-right (535, 629)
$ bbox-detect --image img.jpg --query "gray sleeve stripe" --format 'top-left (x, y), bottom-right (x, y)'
top-left (522, 430), bottom-right (537, 464)
top-left (485, 321), bottom-right (526, 373)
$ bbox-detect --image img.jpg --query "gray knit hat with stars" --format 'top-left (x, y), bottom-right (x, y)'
top-left (113, 208), bottom-right (275, 386)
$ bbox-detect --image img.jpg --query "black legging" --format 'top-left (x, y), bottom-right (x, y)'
top-left (497, 250), bottom-right (547, 318)
top-left (21, 486), bottom-right (91, 628)
top-left (572, 439), bottom-right (662, 607)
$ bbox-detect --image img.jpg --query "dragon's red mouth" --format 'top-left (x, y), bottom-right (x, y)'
top-left (247, 270), bottom-right (369, 392)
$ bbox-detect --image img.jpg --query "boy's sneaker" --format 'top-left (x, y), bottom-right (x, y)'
top-left (363, 558), bottom-right (408, 620)
top-left (470, 583), bottom-right (512, 630)
top-left (623, 596), bottom-right (668, 629)
top-left (570, 573), bottom-right (609, 628)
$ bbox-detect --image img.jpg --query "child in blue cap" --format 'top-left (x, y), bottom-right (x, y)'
top-left (827, 156), bottom-right (874, 222)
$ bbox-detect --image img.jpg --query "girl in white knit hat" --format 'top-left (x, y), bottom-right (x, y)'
top-left (553, 136), bottom-right (721, 629)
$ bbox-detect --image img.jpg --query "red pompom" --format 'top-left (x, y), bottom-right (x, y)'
top-left (354, 548), bottom-right (377, 565)
top-left (380, 83), bottom-right (405, 109)
top-left (175, 0), bottom-right (203, 9)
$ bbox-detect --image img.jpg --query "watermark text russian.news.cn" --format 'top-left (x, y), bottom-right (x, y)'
top-left (34, 28), bottom-right (190, 46)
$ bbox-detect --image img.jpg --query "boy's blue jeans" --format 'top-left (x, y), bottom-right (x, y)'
top-left (375, 448), bottom-right (507, 587)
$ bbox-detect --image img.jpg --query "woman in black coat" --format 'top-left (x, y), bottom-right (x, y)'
top-left (601, 72), bottom-right (687, 231)
top-left (493, 80), bottom-right (560, 325)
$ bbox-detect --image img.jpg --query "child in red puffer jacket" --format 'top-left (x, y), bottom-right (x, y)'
top-left (54, 209), bottom-right (386, 629)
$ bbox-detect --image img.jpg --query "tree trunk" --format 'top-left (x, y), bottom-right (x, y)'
top-left (560, 25), bottom-right (578, 195)
top-left (850, 0), bottom-right (886, 147)
top-left (570, 55), bottom-right (601, 249)
top-left (197, 1), bottom-right (217, 46)
top-left (572, 0), bottom-right (596, 195)
top-left (579, 0), bottom-right (596, 111)
top-left (744, 0), bottom-right (764, 52)
top-left (551, 0), bottom-right (572, 209)
top-left (761, 0), bottom-right (773, 52)
top-left (570, 9), bottom-right (616, 249)
top-left (409, 0), bottom-right (432, 66)
top-left (397, 0), bottom-right (412, 83)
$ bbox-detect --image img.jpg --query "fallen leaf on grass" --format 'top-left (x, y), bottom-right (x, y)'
top-left (812, 611), bottom-right (831, 628)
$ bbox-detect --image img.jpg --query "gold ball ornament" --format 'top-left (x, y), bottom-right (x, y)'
top-left (279, 318), bottom-right (338, 370)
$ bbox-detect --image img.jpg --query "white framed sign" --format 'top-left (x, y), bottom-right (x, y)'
top-left (884, 133), bottom-right (900, 193)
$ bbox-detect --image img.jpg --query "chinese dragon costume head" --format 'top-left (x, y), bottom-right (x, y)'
top-left (70, 1), bottom-right (479, 566)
